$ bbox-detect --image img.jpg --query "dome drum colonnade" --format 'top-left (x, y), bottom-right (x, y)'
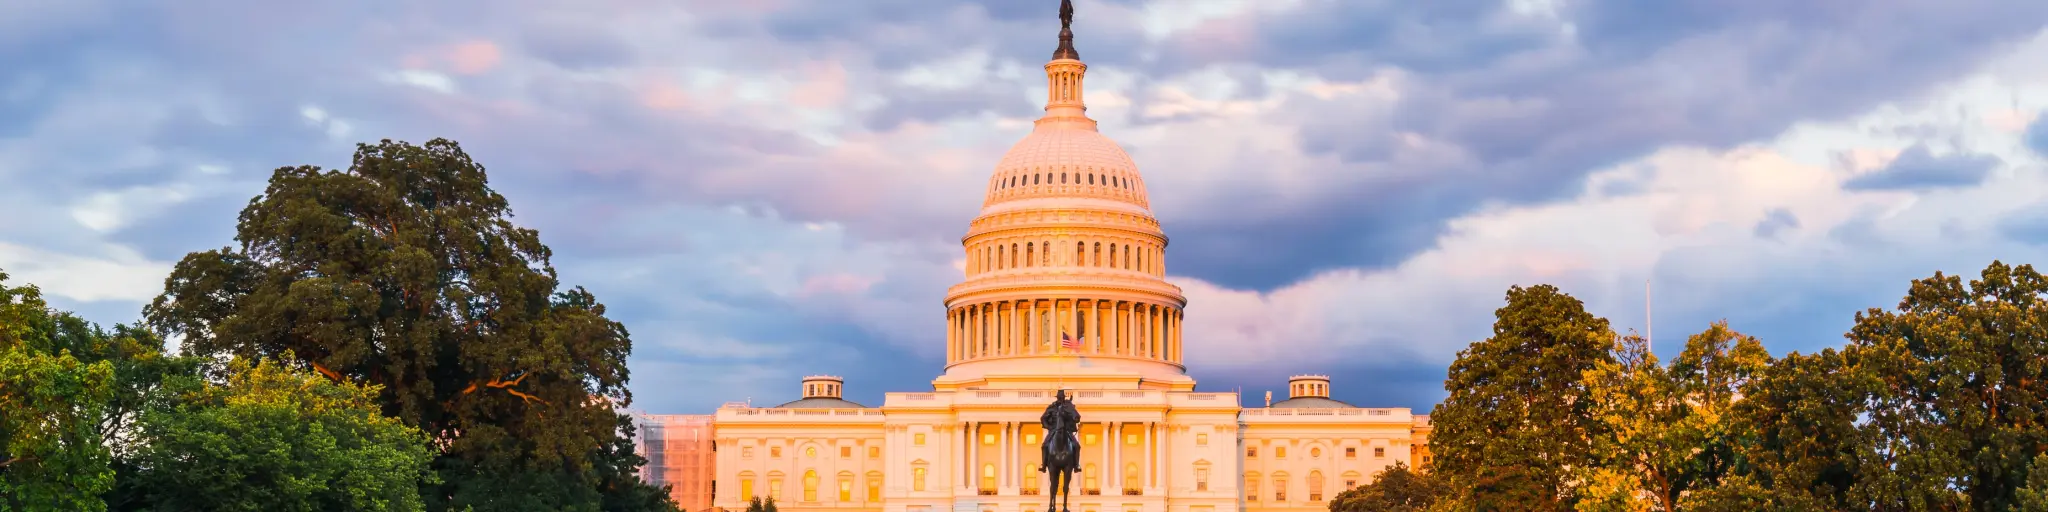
top-left (942, 25), bottom-right (1185, 375)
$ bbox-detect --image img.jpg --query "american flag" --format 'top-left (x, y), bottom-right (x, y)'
top-left (1060, 331), bottom-right (1082, 351)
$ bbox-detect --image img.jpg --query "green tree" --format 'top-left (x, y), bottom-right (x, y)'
top-left (746, 496), bottom-right (779, 512)
top-left (1430, 284), bottom-right (1616, 511)
top-left (0, 271), bottom-right (118, 512)
top-left (121, 355), bottom-right (436, 511)
top-left (1577, 323), bottom-right (1770, 511)
top-left (1703, 347), bottom-right (1873, 511)
top-left (142, 138), bottom-right (668, 511)
top-left (1844, 261), bottom-right (2048, 511)
top-left (1329, 462), bottom-right (1442, 512)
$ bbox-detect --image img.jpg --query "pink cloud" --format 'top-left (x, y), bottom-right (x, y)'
top-left (787, 60), bottom-right (850, 109)
top-left (445, 40), bottom-right (502, 75)
top-left (796, 272), bottom-right (880, 298)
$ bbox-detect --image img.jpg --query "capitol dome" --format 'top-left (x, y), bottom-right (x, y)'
top-left (938, 3), bottom-right (1188, 389)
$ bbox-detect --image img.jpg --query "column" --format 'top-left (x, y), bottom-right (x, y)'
top-left (971, 305), bottom-right (982, 359)
top-left (1151, 306), bottom-right (1162, 359)
top-left (1101, 422), bottom-right (1114, 492)
top-left (968, 422), bottom-right (978, 492)
top-left (1145, 421), bottom-right (1154, 488)
top-left (1110, 422), bottom-right (1120, 493)
top-left (1000, 422), bottom-right (1011, 491)
top-left (947, 309), bottom-right (957, 363)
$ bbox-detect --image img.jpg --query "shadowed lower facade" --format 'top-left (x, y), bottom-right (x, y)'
top-left (635, 5), bottom-right (1432, 512)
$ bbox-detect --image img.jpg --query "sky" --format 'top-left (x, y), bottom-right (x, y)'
top-left (5, 0), bottom-right (2048, 414)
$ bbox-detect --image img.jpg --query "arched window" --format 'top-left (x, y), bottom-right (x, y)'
top-left (1124, 462), bottom-right (1140, 493)
top-left (1309, 471), bottom-right (1325, 501)
top-left (1076, 244), bottom-right (1085, 266)
top-left (1195, 460), bottom-right (1212, 492)
top-left (1089, 174), bottom-right (1096, 185)
top-left (1061, 173), bottom-right (1068, 183)
top-left (768, 471), bottom-right (785, 500)
top-left (1084, 463), bottom-right (1099, 493)
top-left (1108, 245), bottom-right (1117, 268)
top-left (998, 245), bottom-right (1006, 270)
top-left (1244, 472), bottom-right (1259, 501)
top-left (838, 471), bottom-right (854, 501)
top-left (1011, 243), bottom-right (1019, 268)
top-left (1024, 464), bottom-right (1039, 492)
top-left (867, 472), bottom-right (883, 501)
top-left (1092, 242), bottom-right (1101, 266)
top-left (981, 464), bottom-right (997, 493)
top-left (913, 465), bottom-right (928, 492)
top-left (804, 470), bottom-right (819, 501)
top-left (740, 471), bottom-right (758, 499)
top-left (1042, 241), bottom-right (1051, 266)
top-left (1026, 243), bottom-right (1035, 267)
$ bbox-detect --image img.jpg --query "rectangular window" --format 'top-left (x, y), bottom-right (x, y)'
top-left (1345, 447), bottom-right (1356, 458)
top-left (1025, 433), bottom-right (1039, 444)
top-left (1276, 447), bottom-right (1287, 458)
top-left (1196, 468), bottom-right (1210, 491)
top-left (840, 480), bottom-right (852, 501)
top-left (770, 447), bottom-right (782, 458)
top-left (1375, 447), bottom-right (1386, 458)
top-left (1085, 434), bottom-right (1098, 445)
top-left (1246, 447), bottom-right (1257, 458)
top-left (868, 479), bottom-right (881, 501)
top-left (870, 446), bottom-right (881, 458)
top-left (914, 467), bottom-right (928, 491)
top-left (1196, 433), bottom-right (1208, 446)
top-left (1344, 480), bottom-right (1356, 489)
top-left (841, 446), bottom-right (853, 458)
top-left (914, 433), bottom-right (926, 446)
top-left (1246, 480), bottom-right (1258, 501)
top-left (1126, 434), bottom-right (1138, 445)
top-left (743, 447), bottom-right (755, 458)
top-left (770, 480), bottom-right (783, 500)
top-left (741, 479), bottom-right (755, 499)
top-left (1275, 481), bottom-right (1287, 502)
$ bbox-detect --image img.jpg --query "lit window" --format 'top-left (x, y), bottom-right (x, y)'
top-left (1126, 434), bottom-right (1138, 445)
top-left (1026, 433), bottom-right (1039, 444)
top-left (870, 446), bottom-right (881, 458)
top-left (1245, 478), bottom-right (1258, 501)
top-left (914, 433), bottom-right (926, 446)
top-left (741, 478), bottom-right (755, 499)
top-left (867, 473), bottom-right (882, 501)
top-left (805, 447), bottom-right (817, 458)
top-left (1196, 434), bottom-right (1208, 446)
top-left (771, 447), bottom-right (782, 458)
top-left (984, 434), bottom-right (997, 445)
top-left (1084, 433), bottom-right (1097, 445)
top-left (841, 446), bottom-right (852, 458)
top-left (1276, 447), bottom-right (1287, 458)
top-left (804, 470), bottom-right (819, 501)
top-left (914, 467), bottom-right (928, 491)
top-left (982, 464), bottom-right (997, 492)
top-left (1025, 465), bottom-right (1039, 490)
top-left (839, 478), bottom-right (852, 501)
top-left (770, 479), bottom-right (783, 500)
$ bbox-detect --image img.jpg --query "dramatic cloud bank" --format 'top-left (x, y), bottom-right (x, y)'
top-left (4, 0), bottom-right (2048, 412)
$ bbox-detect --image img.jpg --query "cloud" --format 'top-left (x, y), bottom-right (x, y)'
top-left (2029, 113), bottom-right (2048, 157)
top-left (4, 0), bottom-right (2048, 414)
top-left (1842, 144), bottom-right (2001, 191)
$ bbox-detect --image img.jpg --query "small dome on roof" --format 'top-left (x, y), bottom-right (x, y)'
top-left (1269, 396), bottom-right (1357, 409)
top-left (774, 397), bottom-right (868, 409)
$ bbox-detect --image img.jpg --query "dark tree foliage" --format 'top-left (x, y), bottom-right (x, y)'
top-left (142, 138), bottom-right (670, 511)
top-left (1429, 284), bottom-right (1616, 511)
top-left (1845, 261), bottom-right (2048, 511)
top-left (1692, 348), bottom-right (1875, 511)
top-left (1327, 462), bottom-right (1441, 512)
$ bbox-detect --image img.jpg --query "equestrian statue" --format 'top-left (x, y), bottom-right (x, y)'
top-left (1039, 389), bottom-right (1082, 512)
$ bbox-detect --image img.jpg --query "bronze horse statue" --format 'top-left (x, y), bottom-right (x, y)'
top-left (1039, 389), bottom-right (1081, 512)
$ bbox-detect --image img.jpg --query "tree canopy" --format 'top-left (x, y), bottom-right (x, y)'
top-left (1328, 462), bottom-right (1442, 512)
top-left (1429, 284), bottom-right (1616, 510)
top-left (119, 356), bottom-right (436, 511)
top-left (1, 271), bottom-right (119, 512)
top-left (142, 138), bottom-right (665, 510)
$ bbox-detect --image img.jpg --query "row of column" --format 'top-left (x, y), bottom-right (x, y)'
top-left (968, 238), bottom-right (1162, 277)
top-left (947, 299), bottom-right (1183, 364)
top-left (956, 421), bottom-right (1166, 495)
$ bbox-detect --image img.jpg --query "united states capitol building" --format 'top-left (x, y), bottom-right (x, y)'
top-left (634, 6), bottom-right (1432, 512)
